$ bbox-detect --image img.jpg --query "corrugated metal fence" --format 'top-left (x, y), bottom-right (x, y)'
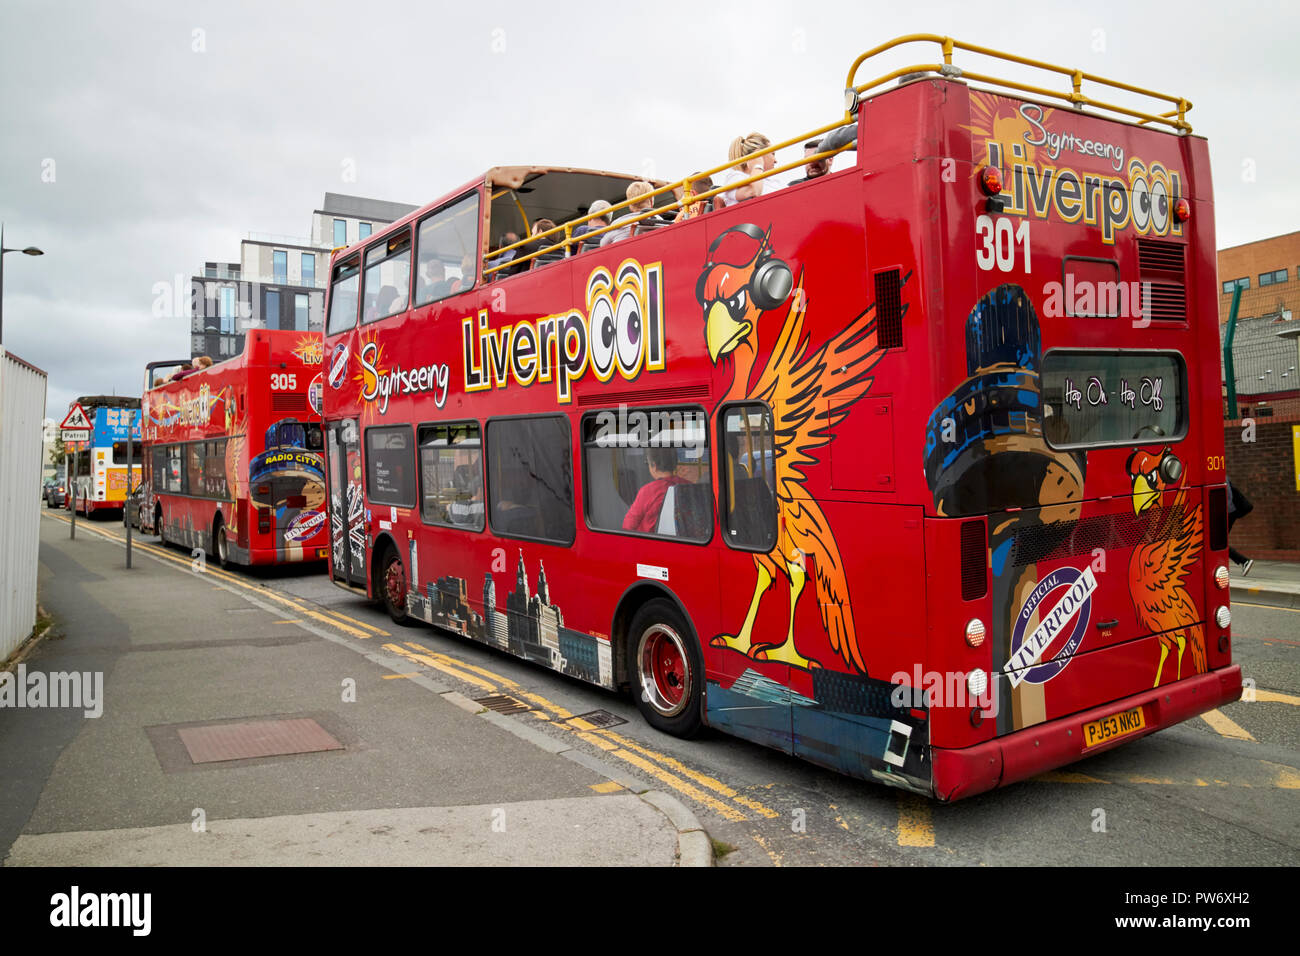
top-left (0, 347), bottom-right (48, 660)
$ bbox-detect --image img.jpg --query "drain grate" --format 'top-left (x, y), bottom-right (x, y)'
top-left (570, 709), bottom-right (627, 730)
top-left (475, 694), bottom-right (531, 715)
top-left (177, 718), bottom-right (343, 764)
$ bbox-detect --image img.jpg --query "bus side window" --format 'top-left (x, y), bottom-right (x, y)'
top-left (414, 191), bottom-right (480, 308)
top-left (720, 404), bottom-right (777, 552)
top-left (419, 422), bottom-right (483, 531)
top-left (486, 416), bottom-right (574, 545)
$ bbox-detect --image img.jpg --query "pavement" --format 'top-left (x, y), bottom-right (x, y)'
top-left (1231, 559), bottom-right (1300, 609)
top-left (1, 513), bottom-right (711, 866)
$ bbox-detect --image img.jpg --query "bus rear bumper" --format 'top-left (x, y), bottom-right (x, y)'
top-left (929, 665), bottom-right (1243, 802)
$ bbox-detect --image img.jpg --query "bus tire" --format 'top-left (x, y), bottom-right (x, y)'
top-left (376, 545), bottom-right (413, 626)
top-left (628, 598), bottom-right (704, 739)
top-left (156, 507), bottom-right (166, 546)
top-left (214, 519), bottom-right (231, 569)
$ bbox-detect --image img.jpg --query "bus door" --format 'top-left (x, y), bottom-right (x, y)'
top-left (706, 403), bottom-right (793, 755)
top-left (327, 418), bottom-right (366, 586)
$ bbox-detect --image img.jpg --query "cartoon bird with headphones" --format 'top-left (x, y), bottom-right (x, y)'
top-left (697, 223), bottom-right (888, 672)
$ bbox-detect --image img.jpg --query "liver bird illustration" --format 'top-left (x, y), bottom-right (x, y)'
top-left (1125, 446), bottom-right (1205, 687)
top-left (699, 225), bottom-right (886, 672)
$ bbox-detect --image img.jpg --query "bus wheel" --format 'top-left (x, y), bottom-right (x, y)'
top-left (378, 547), bottom-right (412, 626)
top-left (629, 599), bottom-right (703, 738)
top-left (215, 521), bottom-right (231, 568)
top-left (156, 508), bottom-right (166, 545)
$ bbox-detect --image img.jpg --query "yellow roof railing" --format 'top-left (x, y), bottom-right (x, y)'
top-left (482, 121), bottom-right (855, 277)
top-left (844, 34), bottom-right (1192, 133)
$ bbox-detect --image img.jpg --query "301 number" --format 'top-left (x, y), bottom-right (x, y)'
top-left (976, 216), bottom-right (1031, 273)
top-left (270, 373), bottom-right (297, 390)
top-left (1206, 455), bottom-right (1225, 472)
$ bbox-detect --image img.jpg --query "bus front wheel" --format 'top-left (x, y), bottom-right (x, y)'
top-left (377, 547), bottom-right (413, 626)
top-left (629, 599), bottom-right (704, 739)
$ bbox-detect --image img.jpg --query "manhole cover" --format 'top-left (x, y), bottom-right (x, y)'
top-left (474, 695), bottom-right (531, 715)
top-left (570, 709), bottom-right (627, 729)
top-left (177, 718), bottom-right (343, 764)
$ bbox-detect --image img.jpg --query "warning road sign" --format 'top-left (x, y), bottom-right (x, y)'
top-left (60, 403), bottom-right (92, 431)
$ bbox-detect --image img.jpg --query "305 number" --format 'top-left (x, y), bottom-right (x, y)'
top-left (976, 215), bottom-right (1031, 273)
top-left (270, 373), bottom-right (297, 390)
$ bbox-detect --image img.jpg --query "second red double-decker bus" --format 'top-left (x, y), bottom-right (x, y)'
top-left (320, 36), bottom-right (1242, 800)
top-left (142, 329), bottom-right (328, 566)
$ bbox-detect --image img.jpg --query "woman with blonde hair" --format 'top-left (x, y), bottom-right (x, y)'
top-left (719, 132), bottom-right (783, 206)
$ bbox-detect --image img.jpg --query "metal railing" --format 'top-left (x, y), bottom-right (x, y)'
top-left (245, 231), bottom-right (322, 248)
top-left (480, 33), bottom-right (1191, 278)
top-left (483, 126), bottom-right (855, 276)
top-left (844, 34), bottom-right (1192, 132)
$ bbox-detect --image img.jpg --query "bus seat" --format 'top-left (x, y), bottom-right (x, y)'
top-left (530, 249), bottom-right (566, 270)
top-left (673, 483), bottom-right (713, 540)
top-left (731, 477), bottom-right (775, 539)
top-left (656, 486), bottom-right (678, 535)
top-left (617, 466), bottom-right (639, 505)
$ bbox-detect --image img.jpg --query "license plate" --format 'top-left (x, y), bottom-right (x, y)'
top-left (1083, 706), bottom-right (1146, 748)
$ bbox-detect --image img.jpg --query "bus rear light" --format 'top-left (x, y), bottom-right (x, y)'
top-left (256, 484), bottom-right (271, 496)
top-left (258, 508), bottom-right (271, 533)
top-left (1215, 606), bottom-right (1230, 629)
top-left (966, 669), bottom-right (988, 698)
top-left (1214, 565), bottom-right (1229, 589)
top-left (965, 618), bottom-right (986, 647)
top-left (979, 165), bottom-right (1002, 195)
top-left (1173, 197), bottom-right (1191, 222)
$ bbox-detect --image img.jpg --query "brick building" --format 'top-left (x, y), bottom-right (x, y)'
top-left (1217, 231), bottom-right (1300, 561)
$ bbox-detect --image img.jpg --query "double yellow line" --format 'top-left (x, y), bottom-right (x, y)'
top-left (44, 513), bottom-right (389, 640)
top-left (383, 641), bottom-right (780, 823)
top-left (43, 512), bottom-right (779, 823)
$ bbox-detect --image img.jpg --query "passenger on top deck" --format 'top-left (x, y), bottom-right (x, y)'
top-left (601, 182), bottom-right (655, 246)
top-left (719, 132), bottom-right (784, 206)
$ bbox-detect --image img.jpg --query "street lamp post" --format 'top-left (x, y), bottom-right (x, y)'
top-left (1, 222), bottom-right (46, 347)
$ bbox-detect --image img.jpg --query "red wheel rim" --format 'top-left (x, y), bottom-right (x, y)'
top-left (639, 625), bottom-right (689, 717)
top-left (385, 558), bottom-right (406, 610)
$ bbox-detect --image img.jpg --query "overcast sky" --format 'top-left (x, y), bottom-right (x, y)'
top-left (3, 0), bottom-right (1296, 416)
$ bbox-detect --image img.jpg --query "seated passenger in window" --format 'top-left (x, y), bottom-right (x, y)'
top-left (622, 446), bottom-right (688, 533)
top-left (509, 219), bottom-right (559, 274)
top-left (573, 199), bottom-right (612, 249)
top-left (418, 260), bottom-right (450, 301)
top-left (449, 254), bottom-right (476, 294)
top-left (675, 174), bottom-right (714, 221)
top-left (448, 463), bottom-right (484, 526)
top-left (601, 182), bottom-right (655, 246)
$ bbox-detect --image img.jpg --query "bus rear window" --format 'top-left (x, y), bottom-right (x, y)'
top-left (1041, 350), bottom-right (1185, 449)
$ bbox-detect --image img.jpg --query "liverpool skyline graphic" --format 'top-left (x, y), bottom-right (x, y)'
top-left (410, 548), bottom-right (611, 687)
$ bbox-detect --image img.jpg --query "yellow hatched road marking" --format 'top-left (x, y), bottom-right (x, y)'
top-left (896, 794), bottom-right (935, 847)
top-left (1200, 708), bottom-right (1256, 741)
top-left (382, 672), bottom-right (420, 680)
top-left (1256, 690), bottom-right (1300, 706)
top-left (589, 781), bottom-right (623, 793)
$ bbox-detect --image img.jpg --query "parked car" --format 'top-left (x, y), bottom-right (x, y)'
top-left (124, 479), bottom-right (152, 532)
top-left (44, 478), bottom-right (66, 508)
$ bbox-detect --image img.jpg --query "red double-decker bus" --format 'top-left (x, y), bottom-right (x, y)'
top-left (320, 36), bottom-right (1241, 800)
top-left (142, 329), bottom-right (328, 566)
